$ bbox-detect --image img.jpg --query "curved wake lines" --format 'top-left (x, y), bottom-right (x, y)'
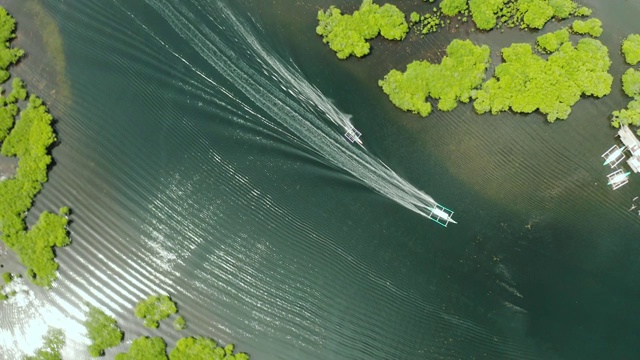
top-left (144, 0), bottom-right (441, 220)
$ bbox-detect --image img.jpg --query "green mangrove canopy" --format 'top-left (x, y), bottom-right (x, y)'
top-left (536, 28), bottom-right (570, 53)
top-left (316, 0), bottom-right (408, 59)
top-left (473, 38), bottom-right (612, 122)
top-left (622, 34), bottom-right (640, 65)
top-left (571, 18), bottom-right (603, 37)
top-left (115, 337), bottom-right (167, 360)
top-left (379, 39), bottom-right (491, 117)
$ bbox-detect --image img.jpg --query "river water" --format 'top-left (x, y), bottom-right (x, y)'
top-left (0, 0), bottom-right (639, 359)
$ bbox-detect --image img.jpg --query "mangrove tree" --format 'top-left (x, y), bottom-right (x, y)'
top-left (115, 337), bottom-right (167, 360)
top-left (473, 38), bottom-right (612, 122)
top-left (316, 0), bottom-right (408, 59)
top-left (622, 34), bottom-right (640, 65)
top-left (134, 294), bottom-right (178, 328)
top-left (378, 39), bottom-right (491, 117)
top-left (84, 305), bottom-right (124, 357)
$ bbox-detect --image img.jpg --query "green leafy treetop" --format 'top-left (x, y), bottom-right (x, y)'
top-left (409, 11), bottom-right (420, 24)
top-left (517, 0), bottom-right (555, 29)
top-left (0, 94), bottom-right (18, 143)
top-left (549, 0), bottom-right (577, 19)
top-left (439, 0), bottom-right (467, 17)
top-left (169, 337), bottom-right (250, 360)
top-left (8, 77), bottom-right (27, 103)
top-left (2, 271), bottom-right (12, 284)
top-left (0, 5), bottom-right (71, 290)
top-left (611, 98), bottom-right (640, 129)
top-left (23, 328), bottom-right (65, 360)
top-left (316, 0), bottom-right (408, 59)
top-left (536, 28), bottom-right (570, 53)
top-left (622, 68), bottom-right (640, 98)
top-left (377, 2), bottom-right (409, 40)
top-left (622, 34), bottom-right (640, 65)
top-left (468, 0), bottom-right (586, 31)
top-left (115, 337), bottom-right (167, 360)
top-left (571, 18), bottom-right (603, 37)
top-left (469, 0), bottom-right (507, 30)
top-left (473, 38), bottom-right (612, 122)
top-left (22, 208), bottom-right (71, 287)
top-left (612, 69), bottom-right (640, 130)
top-left (134, 294), bottom-right (178, 328)
top-left (0, 93), bottom-right (71, 287)
top-left (379, 39), bottom-right (491, 117)
top-left (0, 7), bottom-right (24, 83)
top-left (84, 305), bottom-right (124, 357)
top-left (173, 315), bottom-right (186, 331)
top-left (574, 6), bottom-right (592, 17)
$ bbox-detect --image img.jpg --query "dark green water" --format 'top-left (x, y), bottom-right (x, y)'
top-left (1, 0), bottom-right (640, 359)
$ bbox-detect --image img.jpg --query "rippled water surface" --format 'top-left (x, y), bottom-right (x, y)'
top-left (1, 0), bottom-right (640, 359)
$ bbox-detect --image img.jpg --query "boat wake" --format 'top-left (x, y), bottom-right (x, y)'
top-left (125, 0), bottom-right (449, 222)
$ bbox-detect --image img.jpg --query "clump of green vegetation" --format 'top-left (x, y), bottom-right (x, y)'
top-left (622, 68), bottom-right (640, 98)
top-left (516, 0), bottom-right (555, 29)
top-left (23, 328), bottom-right (65, 360)
top-left (536, 28), bottom-right (570, 53)
top-left (611, 67), bottom-right (640, 130)
top-left (115, 337), bottom-right (167, 360)
top-left (469, 0), bottom-right (507, 30)
top-left (611, 34), bottom-right (640, 131)
top-left (0, 77), bottom-right (26, 143)
top-left (611, 99), bottom-right (640, 129)
top-left (0, 272), bottom-right (17, 301)
top-left (410, 11), bottom-right (442, 35)
top-left (0, 92), bottom-right (71, 287)
top-left (611, 36), bottom-right (640, 131)
top-left (571, 18), bottom-right (603, 37)
top-left (0, 9), bottom-right (71, 288)
top-left (2, 271), bottom-right (12, 284)
top-left (0, 98), bottom-right (18, 143)
top-left (439, 0), bottom-right (467, 16)
top-left (409, 11), bottom-right (420, 24)
top-left (169, 337), bottom-right (250, 360)
top-left (0, 8), bottom-right (24, 83)
top-left (473, 38), bottom-right (612, 122)
top-left (469, 0), bottom-right (588, 31)
top-left (135, 294), bottom-right (178, 328)
top-left (574, 6), bottom-right (592, 17)
top-left (611, 99), bottom-right (640, 128)
top-left (21, 207), bottom-right (71, 287)
top-left (8, 77), bottom-right (27, 103)
top-left (173, 315), bottom-right (187, 331)
top-left (84, 305), bottom-right (124, 357)
top-left (316, 0), bottom-right (408, 59)
top-left (549, 0), bottom-right (577, 19)
top-left (379, 39), bottom-right (491, 117)
top-left (622, 34), bottom-right (640, 65)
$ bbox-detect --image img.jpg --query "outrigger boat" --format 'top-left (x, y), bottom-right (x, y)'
top-left (607, 169), bottom-right (631, 190)
top-left (602, 145), bottom-right (626, 168)
top-left (344, 125), bottom-right (363, 147)
top-left (424, 203), bottom-right (457, 227)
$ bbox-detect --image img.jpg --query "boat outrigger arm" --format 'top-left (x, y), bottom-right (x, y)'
top-left (425, 203), bottom-right (457, 227)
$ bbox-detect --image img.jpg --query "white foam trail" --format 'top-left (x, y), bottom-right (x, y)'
top-left (139, 0), bottom-right (445, 220)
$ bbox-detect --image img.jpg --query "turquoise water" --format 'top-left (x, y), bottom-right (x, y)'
top-left (1, 0), bottom-right (640, 359)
